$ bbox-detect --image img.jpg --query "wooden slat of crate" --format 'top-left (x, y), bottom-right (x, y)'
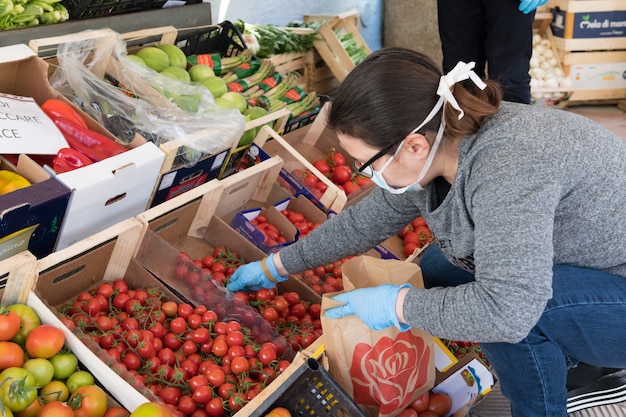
top-left (137, 178), bottom-right (223, 241)
top-left (303, 9), bottom-right (361, 30)
top-left (306, 49), bottom-right (340, 94)
top-left (0, 251), bottom-right (37, 305)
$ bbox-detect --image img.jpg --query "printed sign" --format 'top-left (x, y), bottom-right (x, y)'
top-left (0, 93), bottom-right (67, 154)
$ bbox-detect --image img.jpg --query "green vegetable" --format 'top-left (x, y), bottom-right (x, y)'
top-left (236, 20), bottom-right (320, 58)
top-left (0, 0), bottom-right (68, 30)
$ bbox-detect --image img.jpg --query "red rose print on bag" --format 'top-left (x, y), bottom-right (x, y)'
top-left (350, 331), bottom-right (432, 414)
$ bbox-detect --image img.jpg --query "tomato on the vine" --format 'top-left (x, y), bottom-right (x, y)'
top-left (0, 366), bottom-right (38, 412)
top-left (68, 385), bottom-right (108, 417)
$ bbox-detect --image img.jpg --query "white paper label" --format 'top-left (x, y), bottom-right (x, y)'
top-left (0, 93), bottom-right (68, 155)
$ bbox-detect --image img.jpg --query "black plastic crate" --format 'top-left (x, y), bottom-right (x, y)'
top-left (65, 0), bottom-right (164, 20)
top-left (175, 20), bottom-right (248, 58)
top-left (250, 358), bottom-right (367, 417)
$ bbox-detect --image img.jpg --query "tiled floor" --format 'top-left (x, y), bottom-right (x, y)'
top-left (565, 103), bottom-right (626, 140)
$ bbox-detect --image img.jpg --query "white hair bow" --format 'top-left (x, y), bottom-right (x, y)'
top-left (438, 61), bottom-right (487, 120)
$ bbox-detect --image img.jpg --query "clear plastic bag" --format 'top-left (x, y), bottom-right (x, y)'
top-left (49, 29), bottom-right (245, 167)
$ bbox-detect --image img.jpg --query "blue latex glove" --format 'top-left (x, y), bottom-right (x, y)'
top-left (519, 0), bottom-right (548, 14)
top-left (226, 253), bottom-right (288, 292)
top-left (325, 284), bottom-right (412, 331)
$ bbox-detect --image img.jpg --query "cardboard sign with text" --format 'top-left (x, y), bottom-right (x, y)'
top-left (0, 93), bottom-right (67, 154)
top-left (321, 256), bottom-right (436, 417)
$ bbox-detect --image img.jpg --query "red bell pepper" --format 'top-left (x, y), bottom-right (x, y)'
top-left (52, 117), bottom-right (127, 162)
top-left (41, 99), bottom-right (88, 129)
top-left (52, 148), bottom-right (94, 173)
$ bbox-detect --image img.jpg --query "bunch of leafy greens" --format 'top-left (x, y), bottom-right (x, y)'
top-left (235, 20), bottom-right (322, 58)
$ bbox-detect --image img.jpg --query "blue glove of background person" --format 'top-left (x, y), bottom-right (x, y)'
top-left (519, 0), bottom-right (548, 14)
top-left (325, 284), bottom-right (412, 331)
top-left (226, 253), bottom-right (288, 292)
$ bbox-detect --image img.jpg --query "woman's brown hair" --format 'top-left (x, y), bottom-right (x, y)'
top-left (326, 47), bottom-right (502, 151)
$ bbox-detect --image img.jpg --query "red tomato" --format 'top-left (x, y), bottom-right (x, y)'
top-left (103, 407), bottom-right (130, 417)
top-left (343, 181), bottom-right (360, 196)
top-left (411, 216), bottom-right (428, 229)
top-left (417, 412), bottom-right (439, 417)
top-left (25, 325), bottom-right (65, 359)
top-left (396, 408), bottom-right (418, 417)
top-left (312, 160), bottom-right (331, 175)
top-left (204, 397), bottom-right (225, 417)
top-left (38, 401), bottom-right (74, 417)
top-left (331, 165), bottom-right (352, 185)
top-left (68, 385), bottom-right (108, 417)
top-left (0, 308), bottom-right (20, 341)
top-left (427, 392), bottom-right (452, 416)
top-left (328, 150), bottom-right (347, 166)
top-left (0, 341), bottom-right (25, 369)
top-left (408, 391), bottom-right (430, 413)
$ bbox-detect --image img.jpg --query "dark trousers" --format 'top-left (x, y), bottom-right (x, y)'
top-left (437, 0), bottom-right (534, 104)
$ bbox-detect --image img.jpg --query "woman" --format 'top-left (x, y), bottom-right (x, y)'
top-left (227, 48), bottom-right (626, 417)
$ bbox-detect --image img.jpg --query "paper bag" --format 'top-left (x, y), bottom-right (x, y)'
top-left (321, 255), bottom-right (436, 417)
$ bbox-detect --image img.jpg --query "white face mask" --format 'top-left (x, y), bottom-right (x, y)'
top-left (368, 61), bottom-right (486, 195)
top-left (370, 123), bottom-right (444, 194)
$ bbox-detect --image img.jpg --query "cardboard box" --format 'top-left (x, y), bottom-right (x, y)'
top-left (0, 45), bottom-right (76, 260)
top-left (432, 352), bottom-right (496, 417)
top-left (549, 0), bottom-right (626, 51)
top-left (0, 43), bottom-right (165, 252)
top-left (558, 50), bottom-right (626, 101)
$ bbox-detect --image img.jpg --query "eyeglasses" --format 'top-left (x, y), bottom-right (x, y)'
top-left (353, 141), bottom-right (398, 178)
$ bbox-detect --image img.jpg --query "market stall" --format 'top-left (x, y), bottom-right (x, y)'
top-left (0, 3), bottom-right (623, 417)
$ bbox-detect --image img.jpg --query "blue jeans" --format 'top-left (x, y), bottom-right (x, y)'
top-left (419, 245), bottom-right (626, 417)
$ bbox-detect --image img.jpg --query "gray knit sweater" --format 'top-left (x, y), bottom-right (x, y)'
top-left (279, 102), bottom-right (626, 343)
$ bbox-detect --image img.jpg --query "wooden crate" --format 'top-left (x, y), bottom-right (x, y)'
top-left (531, 13), bottom-right (574, 106)
top-left (548, 0), bottom-right (626, 51)
top-left (255, 104), bottom-right (376, 214)
top-left (304, 11), bottom-right (371, 83)
top-left (0, 251), bottom-right (37, 305)
top-left (558, 50), bottom-right (626, 101)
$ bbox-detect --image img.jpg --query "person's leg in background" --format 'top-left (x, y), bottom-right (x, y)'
top-left (437, 0), bottom-right (487, 76)
top-left (484, 0), bottom-right (534, 103)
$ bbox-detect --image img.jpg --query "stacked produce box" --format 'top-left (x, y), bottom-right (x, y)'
top-left (547, 0), bottom-right (626, 102)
